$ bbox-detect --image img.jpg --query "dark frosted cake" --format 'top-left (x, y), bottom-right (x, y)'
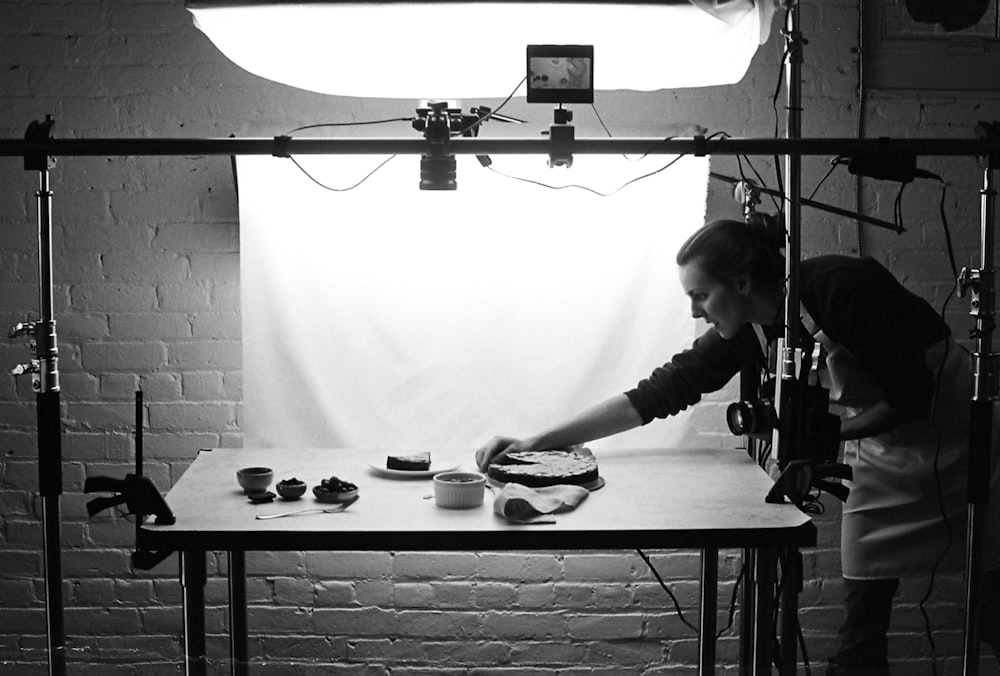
top-left (487, 449), bottom-right (598, 488)
top-left (387, 452), bottom-right (431, 471)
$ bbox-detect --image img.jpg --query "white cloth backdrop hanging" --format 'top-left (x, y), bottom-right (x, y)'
top-left (238, 153), bottom-right (708, 452)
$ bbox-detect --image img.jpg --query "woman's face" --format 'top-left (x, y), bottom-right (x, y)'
top-left (678, 259), bottom-right (751, 339)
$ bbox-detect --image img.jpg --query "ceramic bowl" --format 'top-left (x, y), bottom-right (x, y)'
top-left (313, 485), bottom-right (359, 503)
top-left (236, 467), bottom-right (273, 494)
top-left (433, 471), bottom-right (486, 509)
top-left (276, 478), bottom-right (307, 500)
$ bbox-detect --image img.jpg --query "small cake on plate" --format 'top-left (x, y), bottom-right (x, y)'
top-left (387, 452), bottom-right (431, 471)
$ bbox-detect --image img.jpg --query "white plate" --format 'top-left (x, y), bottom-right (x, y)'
top-left (367, 463), bottom-right (461, 479)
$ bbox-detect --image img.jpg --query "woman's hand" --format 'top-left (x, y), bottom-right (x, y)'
top-left (475, 436), bottom-right (536, 472)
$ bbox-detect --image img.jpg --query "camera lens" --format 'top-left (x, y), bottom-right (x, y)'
top-left (726, 401), bottom-right (754, 435)
top-left (726, 399), bottom-right (775, 436)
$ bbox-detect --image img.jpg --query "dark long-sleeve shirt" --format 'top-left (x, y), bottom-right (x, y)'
top-left (625, 255), bottom-right (951, 423)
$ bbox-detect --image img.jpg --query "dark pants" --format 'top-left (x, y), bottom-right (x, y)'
top-left (827, 571), bottom-right (1000, 675)
top-left (828, 577), bottom-right (898, 675)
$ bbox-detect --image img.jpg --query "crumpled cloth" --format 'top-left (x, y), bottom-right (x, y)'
top-left (493, 483), bottom-right (590, 524)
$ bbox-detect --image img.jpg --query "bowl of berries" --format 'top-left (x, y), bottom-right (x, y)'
top-left (312, 476), bottom-right (359, 503)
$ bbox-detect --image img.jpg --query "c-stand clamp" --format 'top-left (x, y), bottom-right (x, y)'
top-left (546, 105), bottom-right (575, 168)
top-left (7, 318), bottom-right (42, 391)
top-left (766, 459), bottom-right (852, 508)
top-left (85, 473), bottom-right (176, 571)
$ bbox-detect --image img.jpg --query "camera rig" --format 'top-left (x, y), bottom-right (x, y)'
top-left (411, 100), bottom-right (522, 190)
top-left (728, 329), bottom-right (852, 510)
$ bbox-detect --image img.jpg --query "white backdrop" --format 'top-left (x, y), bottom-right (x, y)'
top-left (238, 153), bottom-right (708, 453)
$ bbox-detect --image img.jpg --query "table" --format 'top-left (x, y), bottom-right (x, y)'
top-left (140, 446), bottom-right (815, 675)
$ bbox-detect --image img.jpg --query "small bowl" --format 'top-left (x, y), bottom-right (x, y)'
top-left (276, 478), bottom-right (307, 500)
top-left (433, 471), bottom-right (486, 509)
top-left (313, 486), bottom-right (359, 503)
top-left (237, 467), bottom-right (273, 494)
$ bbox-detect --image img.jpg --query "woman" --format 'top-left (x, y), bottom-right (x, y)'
top-left (475, 217), bottom-right (1000, 674)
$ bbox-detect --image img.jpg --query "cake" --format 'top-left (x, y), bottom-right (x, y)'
top-left (487, 449), bottom-right (599, 488)
top-left (387, 452), bottom-right (431, 471)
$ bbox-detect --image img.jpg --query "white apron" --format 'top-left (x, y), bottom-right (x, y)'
top-left (802, 310), bottom-right (1000, 579)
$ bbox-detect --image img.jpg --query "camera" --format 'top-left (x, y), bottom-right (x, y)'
top-left (728, 378), bottom-right (841, 465)
top-left (727, 379), bottom-right (777, 439)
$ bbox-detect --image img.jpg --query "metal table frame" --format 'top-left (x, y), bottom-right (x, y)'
top-left (140, 446), bottom-right (816, 675)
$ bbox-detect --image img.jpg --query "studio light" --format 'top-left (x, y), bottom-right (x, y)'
top-left (186, 1), bottom-right (775, 99)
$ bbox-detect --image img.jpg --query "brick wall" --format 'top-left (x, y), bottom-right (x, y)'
top-left (1, 0), bottom-right (999, 673)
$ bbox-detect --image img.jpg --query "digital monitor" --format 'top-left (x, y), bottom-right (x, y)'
top-left (526, 45), bottom-right (594, 104)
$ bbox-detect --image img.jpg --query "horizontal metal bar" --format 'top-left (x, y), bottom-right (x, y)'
top-left (186, 0), bottom-right (692, 7)
top-left (1, 136), bottom-right (999, 158)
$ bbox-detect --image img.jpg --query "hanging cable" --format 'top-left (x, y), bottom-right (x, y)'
top-left (636, 549), bottom-right (699, 635)
top-left (287, 155), bottom-right (397, 192)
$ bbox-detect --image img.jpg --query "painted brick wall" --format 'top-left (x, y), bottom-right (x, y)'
top-left (1, 0), bottom-right (999, 673)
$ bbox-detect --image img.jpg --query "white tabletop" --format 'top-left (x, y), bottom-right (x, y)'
top-left (140, 446), bottom-right (814, 552)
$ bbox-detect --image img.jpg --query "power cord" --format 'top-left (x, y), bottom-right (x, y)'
top-left (482, 131), bottom-right (730, 197)
top-left (636, 548), bottom-right (700, 635)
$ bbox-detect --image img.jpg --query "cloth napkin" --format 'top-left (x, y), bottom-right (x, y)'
top-left (493, 483), bottom-right (590, 524)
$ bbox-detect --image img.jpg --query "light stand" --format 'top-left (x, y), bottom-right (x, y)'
top-left (12, 115), bottom-right (66, 676)
top-left (959, 121), bottom-right (999, 676)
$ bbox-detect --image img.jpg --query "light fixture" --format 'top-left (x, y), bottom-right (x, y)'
top-left (186, 1), bottom-right (775, 99)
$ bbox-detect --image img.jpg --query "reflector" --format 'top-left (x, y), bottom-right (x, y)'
top-left (188, 1), bottom-right (774, 98)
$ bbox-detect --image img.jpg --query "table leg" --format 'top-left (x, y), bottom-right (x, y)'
top-left (778, 547), bottom-right (801, 675)
top-left (752, 546), bottom-right (776, 676)
top-left (699, 547), bottom-right (718, 675)
top-left (180, 549), bottom-right (207, 676)
top-left (228, 551), bottom-right (248, 676)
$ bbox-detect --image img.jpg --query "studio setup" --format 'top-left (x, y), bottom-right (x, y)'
top-left (3, 0), bottom-right (1000, 674)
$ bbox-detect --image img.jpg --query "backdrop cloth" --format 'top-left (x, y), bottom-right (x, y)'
top-left (237, 153), bottom-right (708, 451)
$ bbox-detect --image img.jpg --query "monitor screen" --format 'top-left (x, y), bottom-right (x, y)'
top-left (526, 45), bottom-right (594, 104)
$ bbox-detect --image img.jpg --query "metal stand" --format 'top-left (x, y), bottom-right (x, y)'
top-left (14, 115), bottom-right (66, 676)
top-left (777, 5), bottom-right (803, 674)
top-left (960, 122), bottom-right (999, 676)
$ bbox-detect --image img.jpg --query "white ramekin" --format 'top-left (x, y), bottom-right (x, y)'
top-left (433, 471), bottom-right (487, 509)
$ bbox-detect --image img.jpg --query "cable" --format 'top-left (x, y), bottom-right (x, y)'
top-left (636, 549), bottom-right (699, 635)
top-left (914, 279), bottom-right (960, 676)
top-left (483, 131), bottom-right (729, 197)
top-left (807, 160), bottom-right (839, 201)
top-left (287, 154), bottom-right (397, 192)
top-left (283, 117), bottom-right (415, 135)
top-left (454, 76), bottom-right (527, 138)
top-left (716, 560), bottom-right (746, 639)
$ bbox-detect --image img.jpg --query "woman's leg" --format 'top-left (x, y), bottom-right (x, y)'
top-left (828, 577), bottom-right (899, 675)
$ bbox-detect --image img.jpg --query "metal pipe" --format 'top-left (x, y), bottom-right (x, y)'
top-left (228, 551), bottom-right (248, 676)
top-left (699, 548), bottom-right (719, 674)
top-left (2, 136), bottom-right (1000, 158)
top-left (34, 166), bottom-right (65, 676)
top-left (778, 6), bottom-right (803, 673)
top-left (964, 159), bottom-right (997, 676)
top-left (181, 550), bottom-right (208, 676)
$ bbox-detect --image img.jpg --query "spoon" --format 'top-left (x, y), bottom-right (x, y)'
top-left (255, 494), bottom-right (359, 520)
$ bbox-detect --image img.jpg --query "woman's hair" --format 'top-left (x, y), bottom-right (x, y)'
top-left (675, 215), bottom-right (786, 287)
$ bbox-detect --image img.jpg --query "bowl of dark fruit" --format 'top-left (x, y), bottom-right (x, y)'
top-left (276, 477), bottom-right (307, 500)
top-left (313, 476), bottom-right (359, 503)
